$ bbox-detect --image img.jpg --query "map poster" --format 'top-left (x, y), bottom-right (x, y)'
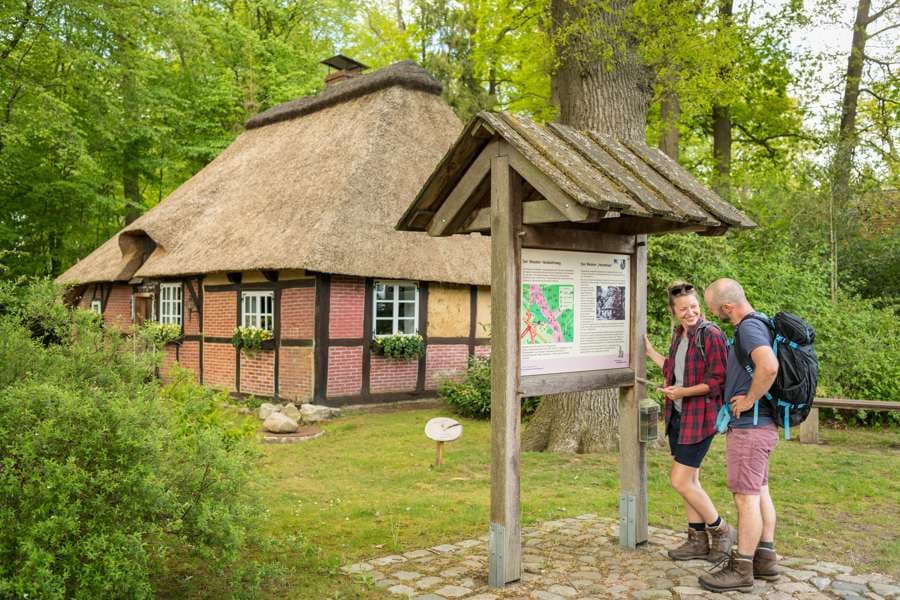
top-left (520, 248), bottom-right (630, 376)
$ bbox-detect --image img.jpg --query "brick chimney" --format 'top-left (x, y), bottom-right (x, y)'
top-left (322, 55), bottom-right (369, 87)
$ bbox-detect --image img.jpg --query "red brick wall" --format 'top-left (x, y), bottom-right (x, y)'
top-left (184, 282), bottom-right (201, 336)
top-left (104, 284), bottom-right (133, 332)
top-left (160, 345), bottom-right (179, 383)
top-left (329, 276), bottom-right (364, 339)
top-left (369, 355), bottom-right (418, 394)
top-left (280, 346), bottom-right (313, 402)
top-left (240, 350), bottom-right (275, 396)
top-left (475, 345), bottom-right (491, 358)
top-left (281, 286), bottom-right (314, 340)
top-left (203, 291), bottom-right (236, 337)
top-left (425, 344), bottom-right (469, 390)
top-left (327, 346), bottom-right (362, 397)
top-left (203, 342), bottom-right (236, 391)
top-left (179, 341), bottom-right (200, 376)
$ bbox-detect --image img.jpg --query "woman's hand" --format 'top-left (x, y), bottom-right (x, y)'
top-left (660, 385), bottom-right (685, 400)
top-left (643, 333), bottom-right (656, 356)
top-left (644, 334), bottom-right (665, 369)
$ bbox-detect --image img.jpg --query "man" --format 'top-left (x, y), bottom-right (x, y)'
top-left (699, 279), bottom-right (780, 593)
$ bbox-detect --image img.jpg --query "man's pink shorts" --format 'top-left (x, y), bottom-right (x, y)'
top-left (726, 425), bottom-right (778, 494)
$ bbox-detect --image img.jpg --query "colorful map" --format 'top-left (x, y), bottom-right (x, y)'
top-left (520, 284), bottom-right (575, 345)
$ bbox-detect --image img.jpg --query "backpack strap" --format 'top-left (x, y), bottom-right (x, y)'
top-left (733, 313), bottom-right (775, 426)
top-left (692, 321), bottom-right (714, 362)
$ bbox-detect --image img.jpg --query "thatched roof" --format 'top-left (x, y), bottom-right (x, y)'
top-left (58, 61), bottom-right (492, 287)
top-left (398, 112), bottom-right (756, 236)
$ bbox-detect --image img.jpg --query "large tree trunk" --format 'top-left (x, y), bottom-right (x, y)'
top-left (523, 0), bottom-right (651, 454)
top-left (829, 0), bottom-right (870, 303)
top-left (550, 0), bottom-right (652, 142)
top-left (659, 86), bottom-right (680, 160)
top-left (712, 0), bottom-right (733, 199)
top-left (521, 388), bottom-right (619, 453)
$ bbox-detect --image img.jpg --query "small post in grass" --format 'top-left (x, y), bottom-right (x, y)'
top-left (425, 417), bottom-right (463, 468)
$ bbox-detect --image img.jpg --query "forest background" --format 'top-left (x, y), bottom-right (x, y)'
top-left (0, 0), bottom-right (897, 406)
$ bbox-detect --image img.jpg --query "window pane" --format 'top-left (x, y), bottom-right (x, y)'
top-left (398, 318), bottom-right (416, 335)
top-left (375, 283), bottom-right (393, 301)
top-left (399, 285), bottom-right (416, 301)
top-left (376, 302), bottom-right (393, 319)
top-left (398, 302), bottom-right (416, 318)
top-left (375, 319), bottom-right (393, 335)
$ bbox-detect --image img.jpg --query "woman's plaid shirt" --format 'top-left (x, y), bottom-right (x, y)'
top-left (662, 320), bottom-right (728, 444)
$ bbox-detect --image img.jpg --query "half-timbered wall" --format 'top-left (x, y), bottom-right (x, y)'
top-left (84, 270), bottom-right (487, 406)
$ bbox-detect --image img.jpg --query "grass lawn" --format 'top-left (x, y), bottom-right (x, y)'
top-left (242, 406), bottom-right (898, 599)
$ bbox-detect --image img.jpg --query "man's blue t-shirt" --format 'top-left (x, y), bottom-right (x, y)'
top-left (725, 316), bottom-right (774, 427)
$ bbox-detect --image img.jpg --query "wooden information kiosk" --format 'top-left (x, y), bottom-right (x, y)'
top-left (397, 112), bottom-right (754, 588)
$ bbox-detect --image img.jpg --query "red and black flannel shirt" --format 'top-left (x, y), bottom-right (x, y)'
top-left (662, 320), bottom-right (728, 444)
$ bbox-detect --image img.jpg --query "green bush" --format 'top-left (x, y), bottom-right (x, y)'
top-left (0, 282), bottom-right (262, 598)
top-left (439, 356), bottom-right (540, 420)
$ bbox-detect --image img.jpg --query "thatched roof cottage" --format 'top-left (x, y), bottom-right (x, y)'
top-left (58, 57), bottom-right (492, 406)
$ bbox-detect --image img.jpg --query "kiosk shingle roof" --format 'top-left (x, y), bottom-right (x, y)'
top-left (397, 112), bottom-right (756, 234)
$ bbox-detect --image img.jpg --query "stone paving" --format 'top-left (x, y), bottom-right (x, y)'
top-left (342, 515), bottom-right (900, 600)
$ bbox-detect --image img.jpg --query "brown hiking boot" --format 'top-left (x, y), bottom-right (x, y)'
top-left (753, 547), bottom-right (780, 581)
top-left (668, 528), bottom-right (710, 561)
top-left (698, 550), bottom-right (755, 593)
top-left (706, 518), bottom-right (737, 562)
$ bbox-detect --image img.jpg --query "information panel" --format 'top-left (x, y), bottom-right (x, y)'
top-left (520, 248), bottom-right (630, 376)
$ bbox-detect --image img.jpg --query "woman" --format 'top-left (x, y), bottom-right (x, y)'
top-left (645, 281), bottom-right (736, 562)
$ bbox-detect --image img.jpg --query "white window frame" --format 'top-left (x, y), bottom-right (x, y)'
top-left (241, 291), bottom-right (275, 331)
top-left (91, 300), bottom-right (102, 315)
top-left (159, 283), bottom-right (183, 325)
top-left (373, 280), bottom-right (419, 337)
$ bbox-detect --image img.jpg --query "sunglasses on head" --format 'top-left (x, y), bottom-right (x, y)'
top-left (668, 283), bottom-right (694, 296)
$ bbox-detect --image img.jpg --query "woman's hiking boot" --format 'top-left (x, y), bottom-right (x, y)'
top-left (668, 528), bottom-right (710, 561)
top-left (753, 547), bottom-right (780, 581)
top-left (698, 550), bottom-right (755, 593)
top-left (706, 518), bottom-right (737, 562)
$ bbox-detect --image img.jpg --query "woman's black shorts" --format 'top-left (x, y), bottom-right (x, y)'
top-left (667, 410), bottom-right (714, 468)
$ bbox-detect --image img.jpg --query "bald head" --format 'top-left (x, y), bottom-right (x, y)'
top-left (706, 278), bottom-right (747, 306)
top-left (704, 278), bottom-right (751, 324)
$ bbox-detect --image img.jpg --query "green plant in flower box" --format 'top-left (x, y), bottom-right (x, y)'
top-left (142, 322), bottom-right (183, 347)
top-left (373, 333), bottom-right (424, 360)
top-left (231, 326), bottom-right (273, 356)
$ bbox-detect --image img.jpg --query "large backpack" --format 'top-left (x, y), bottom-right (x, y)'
top-left (734, 312), bottom-right (819, 439)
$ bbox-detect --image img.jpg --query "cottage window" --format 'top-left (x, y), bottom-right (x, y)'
top-left (159, 283), bottom-right (182, 325)
top-left (374, 281), bottom-right (418, 336)
top-left (91, 300), bottom-right (102, 315)
top-left (242, 291), bottom-right (274, 331)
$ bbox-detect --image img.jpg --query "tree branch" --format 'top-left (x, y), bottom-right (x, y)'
top-left (866, 0), bottom-right (899, 24)
top-left (866, 21), bottom-right (900, 38)
top-left (860, 87), bottom-right (900, 105)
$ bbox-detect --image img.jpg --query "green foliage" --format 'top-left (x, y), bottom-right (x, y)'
top-left (645, 229), bottom-right (900, 423)
top-left (231, 326), bottom-right (273, 356)
top-left (374, 333), bottom-right (425, 360)
top-left (0, 282), bottom-right (262, 598)
top-left (0, 279), bottom-right (75, 346)
top-left (439, 356), bottom-right (540, 419)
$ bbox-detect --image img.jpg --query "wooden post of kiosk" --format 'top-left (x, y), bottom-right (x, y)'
top-left (489, 145), bottom-right (523, 586)
top-left (395, 111), bottom-right (756, 590)
top-left (618, 234), bottom-right (648, 548)
top-left (487, 148), bottom-right (647, 585)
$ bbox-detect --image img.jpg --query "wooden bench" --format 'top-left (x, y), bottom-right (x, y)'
top-left (798, 398), bottom-right (900, 444)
